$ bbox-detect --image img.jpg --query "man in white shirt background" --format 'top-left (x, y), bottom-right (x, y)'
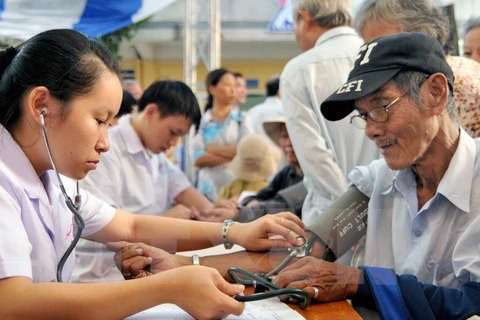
top-left (280, 0), bottom-right (380, 226)
top-left (248, 75), bottom-right (283, 138)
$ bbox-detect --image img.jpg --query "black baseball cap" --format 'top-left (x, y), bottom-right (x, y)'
top-left (320, 32), bottom-right (455, 121)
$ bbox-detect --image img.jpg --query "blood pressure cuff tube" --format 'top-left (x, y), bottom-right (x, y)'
top-left (307, 185), bottom-right (369, 260)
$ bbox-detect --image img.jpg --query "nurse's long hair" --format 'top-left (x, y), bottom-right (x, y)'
top-left (0, 29), bottom-right (121, 131)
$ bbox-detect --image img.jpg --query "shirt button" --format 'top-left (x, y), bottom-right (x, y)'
top-left (413, 230), bottom-right (422, 237)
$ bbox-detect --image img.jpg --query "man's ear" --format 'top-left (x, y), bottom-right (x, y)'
top-left (25, 86), bottom-right (53, 123)
top-left (144, 103), bottom-right (160, 120)
top-left (424, 73), bottom-right (449, 116)
top-left (297, 10), bottom-right (313, 27)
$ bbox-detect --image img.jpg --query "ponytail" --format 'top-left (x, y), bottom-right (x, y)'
top-left (0, 46), bottom-right (20, 129)
top-left (0, 46), bottom-right (17, 79)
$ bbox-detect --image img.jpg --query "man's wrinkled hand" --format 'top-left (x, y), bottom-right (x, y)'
top-left (106, 241), bottom-right (187, 279)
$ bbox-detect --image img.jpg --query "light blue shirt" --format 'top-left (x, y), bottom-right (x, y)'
top-left (351, 129), bottom-right (480, 288)
top-left (280, 27), bottom-right (381, 225)
top-left (191, 109), bottom-right (251, 201)
top-left (0, 126), bottom-right (115, 282)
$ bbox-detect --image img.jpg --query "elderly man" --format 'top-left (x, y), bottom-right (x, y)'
top-left (280, 0), bottom-right (379, 225)
top-left (273, 32), bottom-right (480, 319)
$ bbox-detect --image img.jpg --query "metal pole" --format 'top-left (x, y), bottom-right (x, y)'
top-left (184, 0), bottom-right (198, 91)
top-left (209, 0), bottom-right (221, 70)
top-left (183, 0), bottom-right (198, 181)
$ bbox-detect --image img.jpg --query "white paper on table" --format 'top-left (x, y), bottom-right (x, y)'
top-left (126, 297), bottom-right (305, 320)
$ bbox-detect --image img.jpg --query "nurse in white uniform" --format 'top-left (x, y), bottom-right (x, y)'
top-left (0, 29), bottom-right (305, 320)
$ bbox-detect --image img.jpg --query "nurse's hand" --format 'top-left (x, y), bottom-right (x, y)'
top-left (107, 241), bottom-right (189, 279)
top-left (229, 212), bottom-right (307, 251)
top-left (159, 266), bottom-right (245, 319)
top-left (273, 256), bottom-right (361, 303)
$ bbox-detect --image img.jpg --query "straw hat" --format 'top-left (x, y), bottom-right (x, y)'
top-left (230, 134), bottom-right (279, 182)
top-left (262, 116), bottom-right (286, 147)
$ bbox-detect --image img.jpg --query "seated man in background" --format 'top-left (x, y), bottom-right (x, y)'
top-left (196, 117), bottom-right (306, 223)
top-left (72, 80), bottom-right (233, 283)
top-left (218, 134), bottom-right (279, 200)
top-left (239, 117), bottom-right (305, 221)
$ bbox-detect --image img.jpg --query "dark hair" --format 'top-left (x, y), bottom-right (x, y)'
top-left (117, 90), bottom-right (137, 118)
top-left (266, 78), bottom-right (280, 97)
top-left (0, 29), bottom-right (120, 131)
top-left (137, 80), bottom-right (201, 131)
top-left (233, 72), bottom-right (243, 79)
top-left (464, 16), bottom-right (480, 36)
top-left (204, 68), bottom-right (232, 112)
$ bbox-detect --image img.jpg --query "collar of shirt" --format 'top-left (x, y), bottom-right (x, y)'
top-left (389, 129), bottom-right (475, 213)
top-left (263, 96), bottom-right (281, 104)
top-left (117, 115), bottom-right (153, 160)
top-left (203, 109), bottom-right (242, 124)
top-left (314, 26), bottom-right (359, 48)
top-left (0, 125), bottom-right (47, 201)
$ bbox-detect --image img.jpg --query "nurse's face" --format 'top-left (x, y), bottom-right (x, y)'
top-left (48, 70), bottom-right (123, 179)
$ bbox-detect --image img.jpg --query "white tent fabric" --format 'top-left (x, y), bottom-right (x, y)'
top-left (0, 0), bottom-right (176, 40)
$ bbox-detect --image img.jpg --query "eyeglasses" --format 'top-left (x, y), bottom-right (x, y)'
top-left (350, 92), bottom-right (407, 130)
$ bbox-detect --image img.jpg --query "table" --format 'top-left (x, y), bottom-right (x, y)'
top-left (290, 300), bottom-right (361, 320)
top-left (242, 287), bottom-right (362, 320)
top-left (180, 245), bottom-right (362, 319)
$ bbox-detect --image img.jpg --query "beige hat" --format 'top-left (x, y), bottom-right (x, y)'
top-left (263, 116), bottom-right (286, 148)
top-left (230, 134), bottom-right (279, 182)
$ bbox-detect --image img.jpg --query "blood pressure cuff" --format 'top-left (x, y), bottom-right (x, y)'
top-left (307, 185), bottom-right (369, 259)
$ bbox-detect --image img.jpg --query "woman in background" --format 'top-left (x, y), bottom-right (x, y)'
top-left (192, 68), bottom-right (251, 201)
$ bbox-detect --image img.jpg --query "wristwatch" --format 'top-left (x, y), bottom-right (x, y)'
top-left (222, 219), bottom-right (235, 249)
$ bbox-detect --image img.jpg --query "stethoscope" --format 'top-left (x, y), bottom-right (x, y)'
top-left (39, 108), bottom-right (85, 283)
top-left (229, 233), bottom-right (333, 308)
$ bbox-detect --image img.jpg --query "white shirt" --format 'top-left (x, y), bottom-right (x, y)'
top-left (247, 96), bottom-right (283, 137)
top-left (0, 126), bottom-right (115, 283)
top-left (280, 27), bottom-right (381, 225)
top-left (80, 115), bottom-right (191, 214)
top-left (351, 130), bottom-right (480, 288)
top-left (72, 115), bottom-right (191, 283)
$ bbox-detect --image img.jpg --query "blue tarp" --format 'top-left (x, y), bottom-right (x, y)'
top-left (0, 0), bottom-right (176, 40)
